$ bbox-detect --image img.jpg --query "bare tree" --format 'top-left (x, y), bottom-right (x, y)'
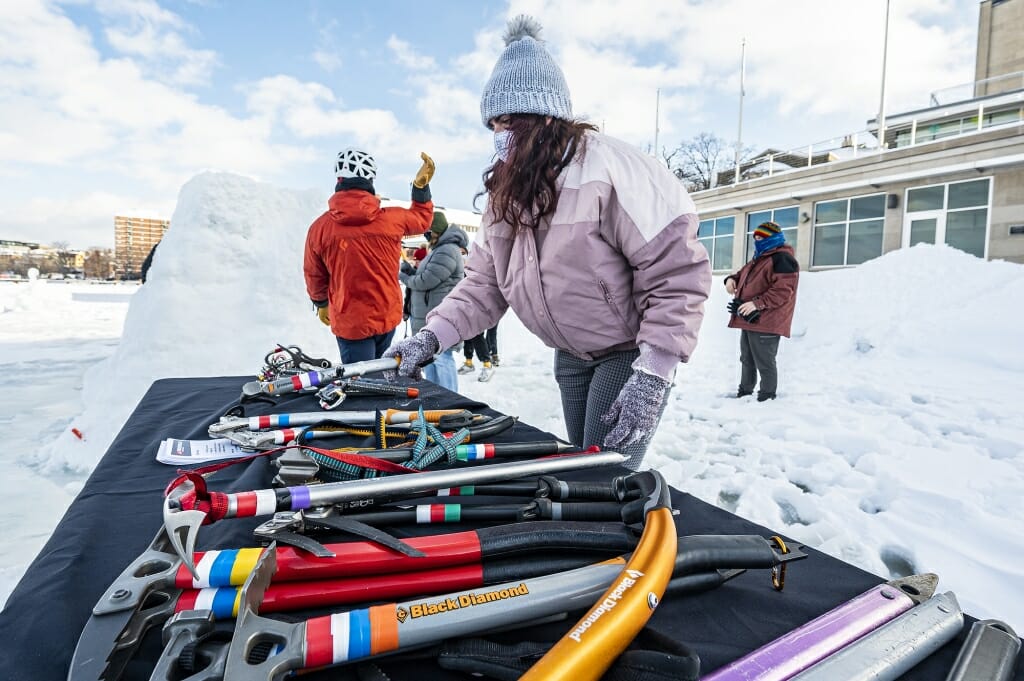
top-left (663, 133), bottom-right (754, 192)
top-left (83, 248), bottom-right (114, 280)
top-left (50, 241), bottom-right (77, 274)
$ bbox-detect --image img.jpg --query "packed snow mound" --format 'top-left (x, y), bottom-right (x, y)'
top-left (790, 245), bottom-right (1024, 371)
top-left (39, 172), bottom-right (339, 471)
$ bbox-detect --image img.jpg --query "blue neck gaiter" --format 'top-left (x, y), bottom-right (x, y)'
top-left (754, 232), bottom-right (786, 258)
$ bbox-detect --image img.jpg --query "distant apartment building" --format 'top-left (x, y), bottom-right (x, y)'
top-left (691, 0), bottom-right (1024, 272)
top-left (0, 239), bottom-right (41, 256)
top-left (114, 215), bottom-right (169, 278)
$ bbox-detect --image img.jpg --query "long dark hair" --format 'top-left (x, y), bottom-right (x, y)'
top-left (476, 115), bottom-right (598, 230)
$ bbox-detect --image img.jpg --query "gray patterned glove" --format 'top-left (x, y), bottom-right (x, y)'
top-left (383, 329), bottom-right (439, 381)
top-left (601, 371), bottom-right (671, 448)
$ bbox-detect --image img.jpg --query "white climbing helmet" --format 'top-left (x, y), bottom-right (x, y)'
top-left (335, 148), bottom-right (377, 180)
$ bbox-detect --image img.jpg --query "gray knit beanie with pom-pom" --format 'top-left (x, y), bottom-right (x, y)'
top-left (479, 15), bottom-right (573, 128)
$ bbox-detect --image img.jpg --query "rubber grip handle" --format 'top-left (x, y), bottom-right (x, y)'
top-left (673, 535), bottom-right (782, 575)
top-left (477, 521), bottom-right (637, 558)
top-left (482, 554), bottom-right (615, 584)
top-left (538, 476), bottom-right (619, 501)
top-left (530, 499), bottom-right (624, 522)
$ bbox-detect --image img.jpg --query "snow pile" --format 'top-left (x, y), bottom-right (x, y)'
top-left (38, 173), bottom-right (337, 471)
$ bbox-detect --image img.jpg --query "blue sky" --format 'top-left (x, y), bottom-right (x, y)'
top-left (1, 0), bottom-right (980, 248)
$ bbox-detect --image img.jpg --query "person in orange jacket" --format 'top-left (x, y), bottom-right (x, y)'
top-left (304, 148), bottom-right (436, 363)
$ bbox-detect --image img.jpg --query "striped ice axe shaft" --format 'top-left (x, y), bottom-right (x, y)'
top-left (790, 591), bottom-right (964, 680)
top-left (175, 554), bottom-right (618, 619)
top-left (163, 450), bottom-right (627, 579)
top-left (221, 471), bottom-right (683, 680)
top-left (208, 408), bottom-right (468, 436)
top-left (702, 573), bottom-right (939, 681)
top-left (240, 356), bottom-right (399, 398)
top-left (174, 522), bottom-right (639, 589)
top-left (224, 544), bottom-right (635, 677)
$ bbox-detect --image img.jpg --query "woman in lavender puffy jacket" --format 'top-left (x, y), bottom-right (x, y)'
top-left (387, 16), bottom-right (711, 469)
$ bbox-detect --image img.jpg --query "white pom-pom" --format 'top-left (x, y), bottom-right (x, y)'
top-left (503, 14), bottom-right (543, 45)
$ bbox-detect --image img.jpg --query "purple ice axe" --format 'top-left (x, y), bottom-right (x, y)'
top-left (701, 573), bottom-right (938, 681)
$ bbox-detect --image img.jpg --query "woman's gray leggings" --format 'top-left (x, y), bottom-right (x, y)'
top-left (553, 349), bottom-right (670, 470)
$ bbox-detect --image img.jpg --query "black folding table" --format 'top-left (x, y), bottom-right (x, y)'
top-left (0, 376), bottom-right (1016, 680)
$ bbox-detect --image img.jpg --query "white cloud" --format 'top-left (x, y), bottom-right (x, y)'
top-left (483, 0), bottom-right (976, 149)
top-left (312, 49), bottom-right (342, 73)
top-left (311, 18), bottom-right (342, 73)
top-left (95, 0), bottom-right (219, 85)
top-left (2, 190), bottom-right (175, 247)
top-left (386, 35), bottom-right (439, 71)
top-left (0, 0), bottom-right (982, 248)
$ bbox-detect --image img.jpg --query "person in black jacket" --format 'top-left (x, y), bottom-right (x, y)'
top-left (140, 241), bottom-right (159, 283)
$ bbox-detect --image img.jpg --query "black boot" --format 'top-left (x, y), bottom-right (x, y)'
top-left (756, 392), bottom-right (776, 402)
top-left (735, 389), bottom-right (753, 398)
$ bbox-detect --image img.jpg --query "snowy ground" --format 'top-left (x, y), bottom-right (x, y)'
top-left (1, 173), bottom-right (1022, 636)
top-left (0, 280), bottom-right (133, 596)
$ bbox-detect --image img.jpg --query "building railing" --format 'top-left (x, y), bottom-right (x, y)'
top-left (929, 71), bottom-right (1024, 106)
top-left (707, 101), bottom-right (1022, 192)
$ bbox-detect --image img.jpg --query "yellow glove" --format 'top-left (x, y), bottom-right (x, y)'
top-left (412, 152), bottom-right (435, 189)
top-left (317, 306), bottom-right (330, 326)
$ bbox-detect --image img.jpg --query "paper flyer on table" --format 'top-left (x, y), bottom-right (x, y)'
top-left (156, 437), bottom-right (250, 465)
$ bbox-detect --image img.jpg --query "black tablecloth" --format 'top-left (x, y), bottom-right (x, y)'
top-left (0, 376), bottom-right (1017, 681)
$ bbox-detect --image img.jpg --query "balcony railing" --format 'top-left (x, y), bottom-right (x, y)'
top-left (929, 71), bottom-right (1024, 106)
top-left (707, 101), bottom-right (1022, 191)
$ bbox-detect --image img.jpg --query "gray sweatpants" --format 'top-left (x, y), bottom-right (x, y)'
top-left (553, 349), bottom-right (670, 470)
top-left (739, 329), bottom-right (781, 397)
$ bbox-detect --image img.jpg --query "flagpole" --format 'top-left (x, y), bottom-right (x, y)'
top-left (653, 88), bottom-right (661, 157)
top-left (734, 38), bottom-right (746, 185)
top-left (877, 0), bottom-right (891, 152)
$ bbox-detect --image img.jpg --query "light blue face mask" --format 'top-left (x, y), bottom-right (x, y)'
top-left (494, 129), bottom-right (514, 162)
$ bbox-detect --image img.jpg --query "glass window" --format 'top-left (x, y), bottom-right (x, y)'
top-left (945, 209), bottom-right (986, 258)
top-left (907, 185), bottom-right (944, 212)
top-left (893, 129), bottom-right (913, 148)
top-left (847, 219), bottom-right (884, 265)
top-left (927, 119), bottom-right (963, 140)
top-left (698, 216), bottom-right (736, 271)
top-left (909, 218), bottom-right (937, 246)
top-left (811, 193), bottom-right (885, 267)
top-left (984, 109), bottom-right (1021, 127)
top-left (813, 224), bottom-right (845, 267)
top-left (905, 179), bottom-right (990, 258)
top-left (746, 211), bottom-right (772, 232)
top-left (947, 179), bottom-right (989, 210)
top-left (774, 206), bottom-right (798, 228)
top-left (816, 200), bottom-right (847, 224)
top-left (714, 216), bottom-right (735, 235)
top-left (850, 195), bottom-right (885, 220)
top-left (712, 236), bottom-right (734, 270)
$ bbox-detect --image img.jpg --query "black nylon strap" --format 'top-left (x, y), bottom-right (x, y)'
top-left (435, 629), bottom-right (700, 681)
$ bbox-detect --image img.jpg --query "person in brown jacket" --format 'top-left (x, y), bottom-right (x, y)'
top-left (724, 221), bottom-right (799, 401)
